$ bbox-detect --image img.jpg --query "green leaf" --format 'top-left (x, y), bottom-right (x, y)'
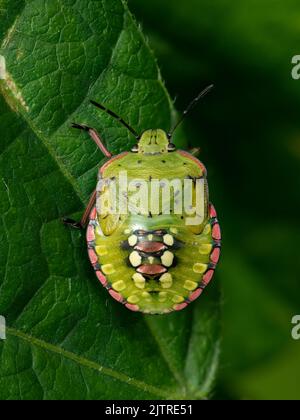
top-left (0, 0), bottom-right (220, 400)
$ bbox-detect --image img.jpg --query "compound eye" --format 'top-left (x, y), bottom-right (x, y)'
top-left (131, 144), bottom-right (139, 153)
top-left (168, 143), bottom-right (176, 152)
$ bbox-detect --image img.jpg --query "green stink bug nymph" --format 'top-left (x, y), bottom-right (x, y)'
top-left (64, 86), bottom-right (221, 315)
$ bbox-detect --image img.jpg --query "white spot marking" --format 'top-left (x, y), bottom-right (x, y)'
top-left (184, 280), bottom-right (198, 291)
top-left (128, 295), bottom-right (140, 304)
top-left (163, 234), bottom-right (174, 246)
top-left (112, 281), bottom-right (126, 292)
top-left (132, 273), bottom-right (146, 289)
top-left (172, 295), bottom-right (185, 304)
top-left (193, 263), bottom-right (207, 274)
top-left (102, 264), bottom-right (115, 275)
top-left (161, 251), bottom-right (174, 267)
top-left (129, 251), bottom-right (142, 268)
top-left (160, 273), bottom-right (173, 289)
top-left (128, 235), bottom-right (138, 247)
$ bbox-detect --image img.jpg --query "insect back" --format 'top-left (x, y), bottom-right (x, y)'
top-left (65, 86), bottom-right (221, 314)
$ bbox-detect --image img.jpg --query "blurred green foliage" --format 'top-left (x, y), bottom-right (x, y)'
top-left (129, 0), bottom-right (300, 400)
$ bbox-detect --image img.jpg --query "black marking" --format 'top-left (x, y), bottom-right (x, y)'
top-left (133, 229), bottom-right (168, 237)
top-left (126, 257), bottom-right (142, 269)
top-left (134, 229), bottom-right (148, 236)
top-left (131, 144), bottom-right (139, 152)
top-left (170, 240), bottom-right (184, 250)
top-left (121, 241), bottom-right (132, 251)
top-left (140, 273), bottom-right (161, 280)
top-left (138, 251), bottom-right (165, 259)
top-left (153, 229), bottom-right (168, 236)
top-left (167, 143), bottom-right (176, 152)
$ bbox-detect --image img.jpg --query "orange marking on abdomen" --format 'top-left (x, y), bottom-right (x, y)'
top-left (135, 242), bottom-right (167, 253)
top-left (137, 265), bottom-right (167, 276)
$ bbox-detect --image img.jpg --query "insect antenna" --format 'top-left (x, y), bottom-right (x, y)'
top-left (90, 100), bottom-right (140, 139)
top-left (168, 84), bottom-right (214, 139)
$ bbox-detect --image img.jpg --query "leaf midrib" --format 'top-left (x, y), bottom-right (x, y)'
top-left (6, 327), bottom-right (183, 400)
top-left (0, 1), bottom-right (204, 400)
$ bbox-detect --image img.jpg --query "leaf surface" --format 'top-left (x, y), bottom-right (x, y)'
top-left (0, 0), bottom-right (220, 400)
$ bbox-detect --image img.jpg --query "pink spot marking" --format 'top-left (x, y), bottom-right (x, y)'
top-left (212, 223), bottom-right (221, 240)
top-left (96, 271), bottom-right (108, 287)
top-left (210, 204), bottom-right (217, 218)
top-left (88, 249), bottom-right (98, 265)
top-left (202, 269), bottom-right (215, 286)
top-left (137, 265), bottom-right (167, 276)
top-left (210, 247), bottom-right (220, 264)
top-left (90, 207), bottom-right (97, 220)
top-left (175, 302), bottom-right (188, 311)
top-left (87, 226), bottom-right (95, 242)
top-left (178, 150), bottom-right (207, 175)
top-left (189, 288), bottom-right (203, 302)
top-left (125, 303), bottom-right (140, 312)
top-left (99, 152), bottom-right (129, 175)
top-left (109, 289), bottom-right (123, 303)
top-left (135, 242), bottom-right (167, 253)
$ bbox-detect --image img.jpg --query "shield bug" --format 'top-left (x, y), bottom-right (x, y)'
top-left (64, 85), bottom-right (221, 314)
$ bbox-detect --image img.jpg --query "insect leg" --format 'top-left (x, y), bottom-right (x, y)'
top-left (63, 189), bottom-right (97, 230)
top-left (72, 123), bottom-right (112, 158)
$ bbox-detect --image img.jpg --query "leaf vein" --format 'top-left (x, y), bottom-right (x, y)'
top-left (7, 327), bottom-right (181, 400)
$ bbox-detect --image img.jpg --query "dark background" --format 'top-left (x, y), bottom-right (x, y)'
top-left (129, 0), bottom-right (300, 400)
